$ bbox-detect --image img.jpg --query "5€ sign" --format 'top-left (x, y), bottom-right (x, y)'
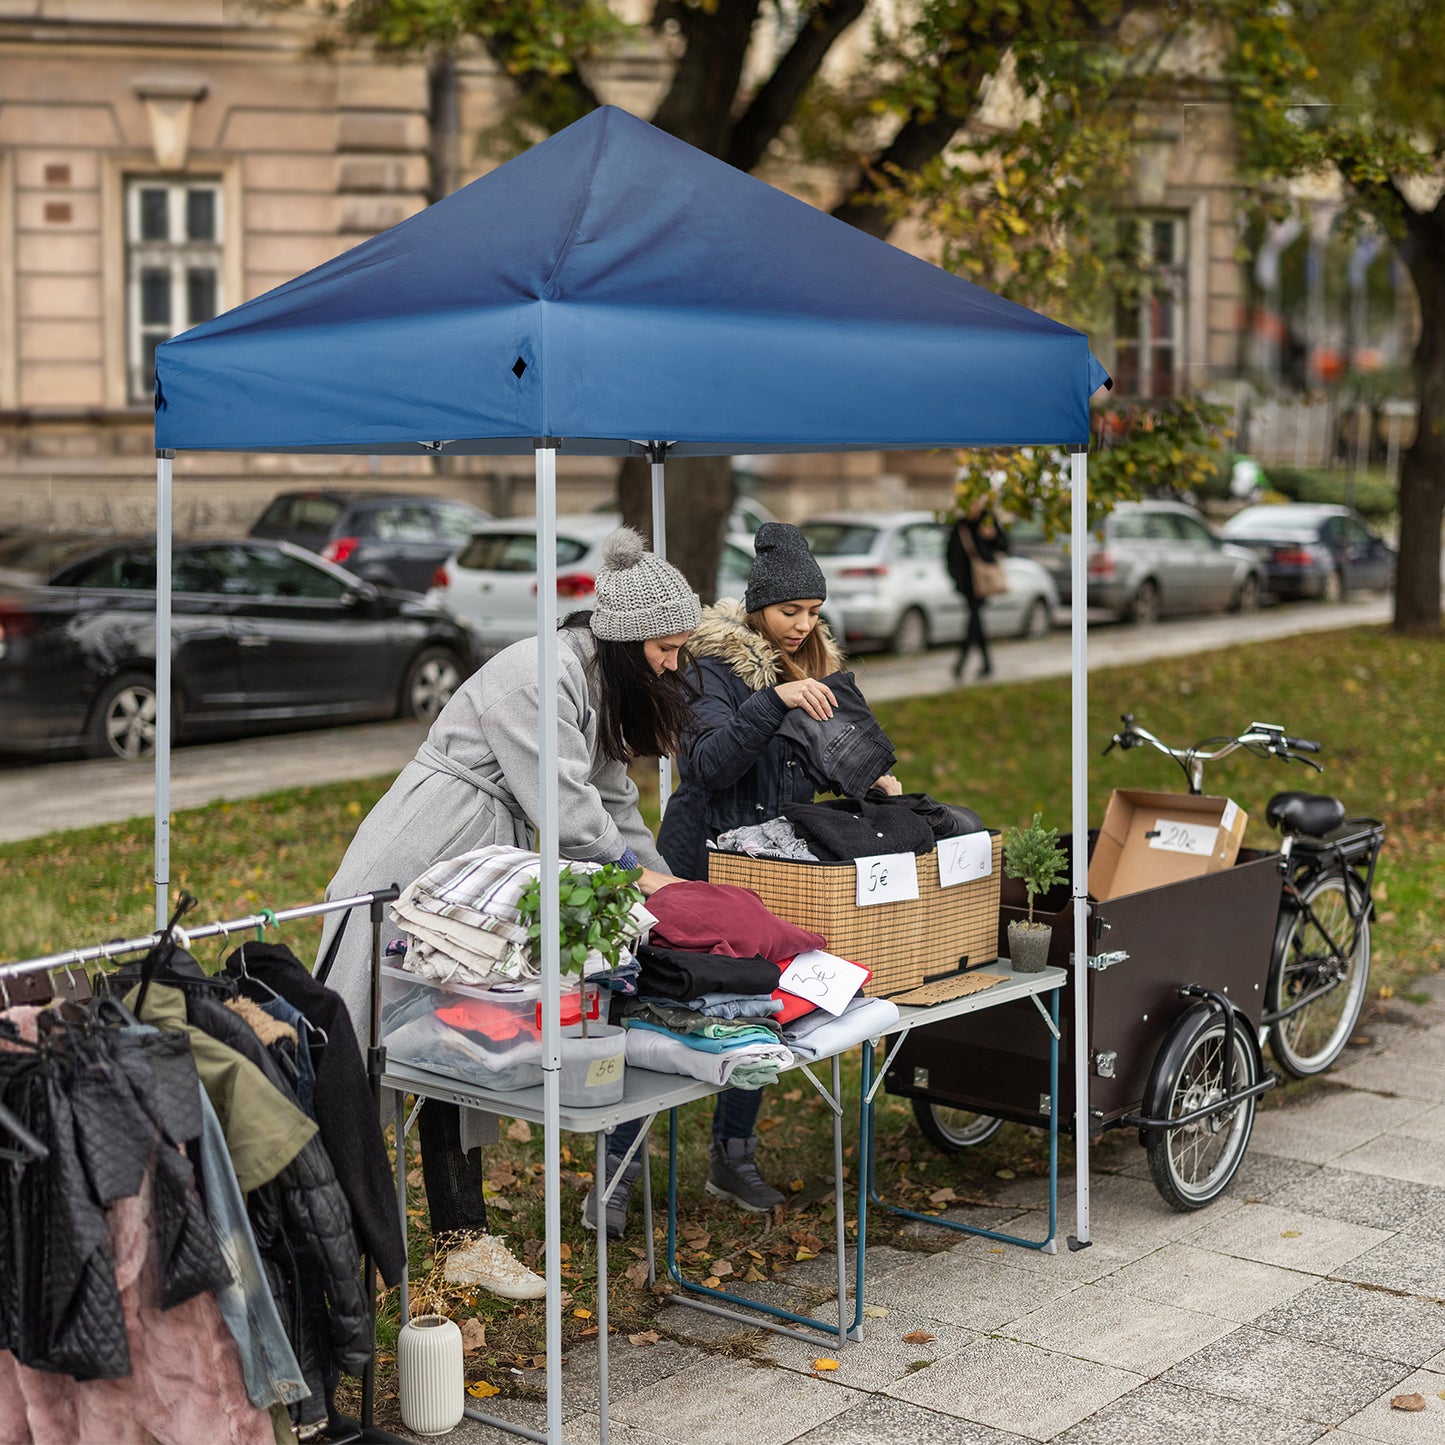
top-left (854, 852), bottom-right (920, 907)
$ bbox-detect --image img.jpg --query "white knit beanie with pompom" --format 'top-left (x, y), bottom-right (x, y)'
top-left (588, 527), bottom-right (701, 641)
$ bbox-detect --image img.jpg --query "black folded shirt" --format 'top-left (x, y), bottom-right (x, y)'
top-left (633, 943), bottom-right (781, 1002)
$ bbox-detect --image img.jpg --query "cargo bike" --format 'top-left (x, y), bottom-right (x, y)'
top-left (885, 717), bottom-right (1385, 1210)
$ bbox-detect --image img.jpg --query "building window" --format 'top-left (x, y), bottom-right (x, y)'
top-left (1114, 214), bottom-right (1186, 397)
top-left (125, 178), bottom-right (223, 404)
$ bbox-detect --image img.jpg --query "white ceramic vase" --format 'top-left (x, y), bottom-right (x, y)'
top-left (397, 1313), bottom-right (464, 1435)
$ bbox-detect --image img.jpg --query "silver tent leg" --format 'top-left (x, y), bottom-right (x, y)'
top-left (649, 442), bottom-right (673, 815)
top-left (154, 450), bottom-right (174, 928)
top-left (1069, 446), bottom-right (1092, 1249)
top-left (534, 442), bottom-right (564, 1444)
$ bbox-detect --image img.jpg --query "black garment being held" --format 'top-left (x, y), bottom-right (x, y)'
top-left (774, 671), bottom-right (896, 800)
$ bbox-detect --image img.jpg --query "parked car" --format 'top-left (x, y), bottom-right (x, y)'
top-left (797, 511), bottom-right (1058, 655)
top-left (430, 515), bottom-right (757, 652)
top-left (249, 489), bottom-right (492, 593)
top-left (1219, 503), bottom-right (1395, 601)
top-left (590, 492), bottom-right (779, 541)
top-left (0, 532), bottom-right (482, 760)
top-left (1009, 498), bottom-right (1264, 624)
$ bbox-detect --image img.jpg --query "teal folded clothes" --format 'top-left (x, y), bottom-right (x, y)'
top-left (622, 1018), bottom-right (778, 1053)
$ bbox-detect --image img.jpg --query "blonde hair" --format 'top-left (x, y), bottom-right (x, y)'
top-left (745, 607), bottom-right (833, 683)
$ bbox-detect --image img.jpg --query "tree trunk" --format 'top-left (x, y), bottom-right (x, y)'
top-left (1393, 210), bottom-right (1445, 636)
top-left (616, 454), bottom-right (732, 607)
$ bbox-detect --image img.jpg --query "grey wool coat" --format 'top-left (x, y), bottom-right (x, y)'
top-left (315, 627), bottom-right (665, 1042)
top-left (657, 599), bottom-right (844, 882)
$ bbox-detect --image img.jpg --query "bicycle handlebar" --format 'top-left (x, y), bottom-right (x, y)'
top-left (1106, 714), bottom-right (1324, 790)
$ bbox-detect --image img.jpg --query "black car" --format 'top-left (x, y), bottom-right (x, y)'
top-left (1220, 504), bottom-right (1396, 601)
top-left (249, 490), bottom-right (493, 593)
top-left (0, 532), bottom-right (482, 760)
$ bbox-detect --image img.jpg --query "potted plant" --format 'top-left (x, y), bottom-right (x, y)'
top-left (517, 861), bottom-right (647, 1106)
top-left (1002, 813), bottom-right (1068, 972)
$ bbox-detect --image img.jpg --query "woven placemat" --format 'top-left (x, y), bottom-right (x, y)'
top-left (890, 971), bottom-right (1006, 1006)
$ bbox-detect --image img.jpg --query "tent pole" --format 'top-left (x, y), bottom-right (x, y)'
top-left (534, 442), bottom-right (564, 1445)
top-left (1068, 445), bottom-right (1092, 1250)
top-left (647, 442), bottom-right (672, 816)
top-left (154, 450), bottom-right (174, 928)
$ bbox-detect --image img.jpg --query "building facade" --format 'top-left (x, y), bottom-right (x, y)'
top-left (0, 1), bottom-right (1250, 533)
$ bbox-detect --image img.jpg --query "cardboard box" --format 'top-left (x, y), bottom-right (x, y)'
top-left (1087, 790), bottom-right (1247, 901)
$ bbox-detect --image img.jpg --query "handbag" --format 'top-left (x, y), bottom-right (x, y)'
top-left (971, 557), bottom-right (1007, 598)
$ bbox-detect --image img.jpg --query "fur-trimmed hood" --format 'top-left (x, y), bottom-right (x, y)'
top-left (687, 597), bottom-right (845, 692)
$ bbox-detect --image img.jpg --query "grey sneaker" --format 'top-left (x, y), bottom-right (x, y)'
top-left (705, 1136), bottom-right (785, 1213)
top-left (581, 1155), bottom-right (643, 1240)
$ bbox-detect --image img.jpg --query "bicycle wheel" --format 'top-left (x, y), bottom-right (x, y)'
top-left (1267, 868), bottom-right (1371, 1078)
top-left (912, 1099), bottom-right (1003, 1152)
top-left (1146, 1009), bottom-right (1258, 1211)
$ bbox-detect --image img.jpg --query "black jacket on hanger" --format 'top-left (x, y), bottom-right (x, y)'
top-left (228, 940), bottom-right (406, 1289)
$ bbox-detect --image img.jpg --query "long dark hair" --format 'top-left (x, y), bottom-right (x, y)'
top-left (562, 612), bottom-right (696, 763)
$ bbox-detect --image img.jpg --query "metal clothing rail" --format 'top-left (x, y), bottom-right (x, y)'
top-left (0, 886), bottom-right (404, 1441)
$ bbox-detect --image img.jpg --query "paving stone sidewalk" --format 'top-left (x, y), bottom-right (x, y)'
top-left (425, 971), bottom-right (1445, 1444)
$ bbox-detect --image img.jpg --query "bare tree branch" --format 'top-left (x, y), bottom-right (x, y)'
top-left (727, 0), bottom-right (867, 172)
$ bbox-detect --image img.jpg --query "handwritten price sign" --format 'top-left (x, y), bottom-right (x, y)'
top-left (1147, 818), bottom-right (1220, 856)
top-left (936, 831), bottom-right (993, 889)
top-left (854, 852), bottom-right (919, 908)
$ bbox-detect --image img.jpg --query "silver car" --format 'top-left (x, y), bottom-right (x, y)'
top-left (799, 511), bottom-right (1058, 655)
top-left (430, 515), bottom-right (756, 652)
top-left (1010, 499), bottom-right (1264, 624)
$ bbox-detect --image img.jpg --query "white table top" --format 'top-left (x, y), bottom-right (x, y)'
top-left (382, 960), bottom-right (1065, 1130)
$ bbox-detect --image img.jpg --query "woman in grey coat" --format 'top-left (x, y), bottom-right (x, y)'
top-left (315, 528), bottom-right (699, 1274)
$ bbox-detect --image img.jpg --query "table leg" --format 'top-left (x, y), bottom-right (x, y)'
top-left (595, 1130), bottom-right (610, 1445)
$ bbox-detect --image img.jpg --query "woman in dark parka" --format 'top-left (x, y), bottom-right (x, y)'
top-left (582, 523), bottom-right (898, 1239)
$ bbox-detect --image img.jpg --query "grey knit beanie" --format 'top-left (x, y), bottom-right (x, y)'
top-left (589, 527), bottom-right (701, 641)
top-left (744, 522), bottom-right (828, 612)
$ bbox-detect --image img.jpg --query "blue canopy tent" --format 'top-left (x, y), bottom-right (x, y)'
top-left (155, 104), bottom-right (1108, 1440)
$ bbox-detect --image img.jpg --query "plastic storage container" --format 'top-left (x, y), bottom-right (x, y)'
top-left (381, 964), bottom-right (599, 1091)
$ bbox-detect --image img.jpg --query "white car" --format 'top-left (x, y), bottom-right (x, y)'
top-left (799, 510), bottom-right (1058, 655)
top-left (430, 515), bottom-right (756, 653)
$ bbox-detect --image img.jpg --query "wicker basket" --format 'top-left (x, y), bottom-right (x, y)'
top-left (707, 835), bottom-right (1002, 997)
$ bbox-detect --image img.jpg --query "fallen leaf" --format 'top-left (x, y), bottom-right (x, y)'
top-left (573, 1308), bottom-right (592, 1320)
top-left (580, 1326), bottom-right (599, 1337)
top-left (862, 1304), bottom-right (888, 1319)
top-left (789, 1179), bottom-right (805, 1193)
top-left (624, 1261), bottom-right (651, 1288)
top-left (1390, 1393), bottom-right (1425, 1412)
top-left (928, 1187), bottom-right (957, 1205)
top-left (506, 1119), bottom-right (532, 1142)
top-left (744, 1266), bottom-right (766, 1282)
top-left (901, 1330), bottom-right (936, 1345)
top-left (405, 1167), bottom-right (424, 1187)
top-left (757, 1117), bottom-right (780, 1132)
top-left (467, 1381), bottom-right (500, 1399)
top-left (795, 1250), bottom-right (818, 1262)
top-left (558, 1242), bottom-right (572, 1262)
top-left (813, 1358), bottom-right (840, 1371)
top-left (703, 1276), bottom-right (722, 1288)
top-left (748, 1250), bottom-right (764, 1261)
top-left (628, 1330), bottom-right (660, 1347)
top-left (711, 1260), bottom-right (734, 1277)
top-left (782, 1088), bottom-right (803, 1102)
top-left (994, 1168), bottom-right (1016, 1180)
top-left (459, 1318), bottom-right (487, 1353)
top-left (1280, 1230), bottom-right (1302, 1239)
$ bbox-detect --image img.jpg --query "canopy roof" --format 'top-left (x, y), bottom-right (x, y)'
top-left (155, 105), bottom-right (1107, 458)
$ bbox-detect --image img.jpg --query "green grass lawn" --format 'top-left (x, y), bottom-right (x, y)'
top-left (2, 623), bottom-right (1439, 1412)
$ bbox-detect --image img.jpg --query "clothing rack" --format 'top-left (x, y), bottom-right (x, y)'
top-left (0, 885), bottom-right (404, 1445)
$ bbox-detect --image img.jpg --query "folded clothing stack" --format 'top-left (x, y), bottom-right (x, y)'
top-left (392, 844), bottom-right (653, 989)
top-left (780, 994), bottom-right (900, 1060)
top-left (612, 880), bottom-right (838, 1089)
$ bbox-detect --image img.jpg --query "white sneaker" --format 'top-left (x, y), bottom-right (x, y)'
top-left (442, 1233), bottom-right (546, 1300)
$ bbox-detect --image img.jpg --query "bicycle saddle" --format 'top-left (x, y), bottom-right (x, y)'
top-left (1266, 791), bottom-right (1345, 837)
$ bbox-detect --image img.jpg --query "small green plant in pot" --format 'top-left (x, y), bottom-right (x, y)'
top-left (517, 861), bottom-right (645, 1106)
top-left (1002, 813), bottom-right (1068, 973)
